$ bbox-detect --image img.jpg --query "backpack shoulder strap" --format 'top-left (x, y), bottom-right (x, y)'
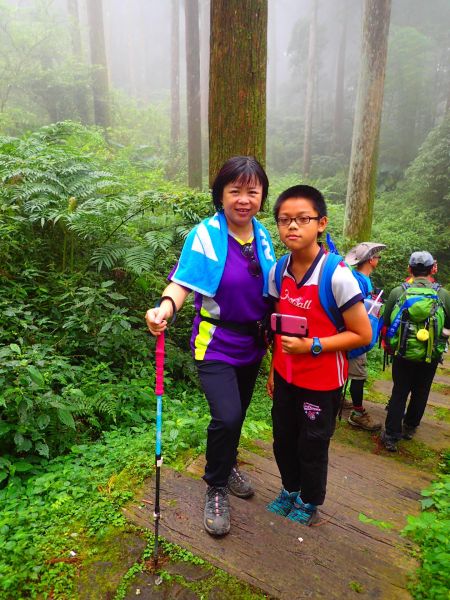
top-left (318, 253), bottom-right (345, 332)
top-left (274, 254), bottom-right (290, 295)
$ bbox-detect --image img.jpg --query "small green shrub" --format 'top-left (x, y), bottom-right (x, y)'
top-left (402, 452), bottom-right (450, 600)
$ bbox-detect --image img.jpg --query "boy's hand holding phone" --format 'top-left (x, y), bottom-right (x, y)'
top-left (279, 335), bottom-right (313, 354)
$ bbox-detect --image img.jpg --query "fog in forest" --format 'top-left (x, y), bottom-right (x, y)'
top-left (1, 0), bottom-right (449, 182)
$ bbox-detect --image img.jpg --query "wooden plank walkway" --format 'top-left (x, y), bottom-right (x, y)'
top-left (124, 440), bottom-right (433, 599)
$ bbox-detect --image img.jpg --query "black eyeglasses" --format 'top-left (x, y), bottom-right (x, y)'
top-left (241, 243), bottom-right (262, 277)
top-left (276, 215), bottom-right (322, 227)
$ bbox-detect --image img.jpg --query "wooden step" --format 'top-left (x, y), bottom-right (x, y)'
top-left (124, 442), bottom-right (432, 599)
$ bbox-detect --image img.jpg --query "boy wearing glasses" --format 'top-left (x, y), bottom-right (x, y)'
top-left (266, 185), bottom-right (372, 525)
top-left (344, 242), bottom-right (386, 431)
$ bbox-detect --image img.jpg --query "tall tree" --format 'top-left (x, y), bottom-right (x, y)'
top-left (268, 0), bottom-right (277, 113)
top-left (343, 0), bottom-right (391, 241)
top-left (199, 0), bottom-right (210, 170)
top-left (86, 0), bottom-right (111, 128)
top-left (67, 0), bottom-right (89, 123)
top-left (332, 0), bottom-right (348, 153)
top-left (302, 0), bottom-right (318, 178)
top-left (209, 0), bottom-right (267, 184)
top-left (185, 0), bottom-right (202, 189)
top-left (171, 0), bottom-right (180, 148)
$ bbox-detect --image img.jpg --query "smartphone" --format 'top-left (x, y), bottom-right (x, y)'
top-left (270, 313), bottom-right (308, 337)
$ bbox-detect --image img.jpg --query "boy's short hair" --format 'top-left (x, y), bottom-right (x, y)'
top-left (273, 184), bottom-right (327, 220)
top-left (211, 156), bottom-right (269, 212)
top-left (410, 265), bottom-right (433, 277)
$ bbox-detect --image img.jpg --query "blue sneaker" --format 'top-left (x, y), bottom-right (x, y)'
top-left (286, 496), bottom-right (319, 526)
top-left (266, 488), bottom-right (298, 516)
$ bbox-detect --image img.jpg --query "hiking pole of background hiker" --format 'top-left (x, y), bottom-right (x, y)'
top-left (153, 333), bottom-right (165, 570)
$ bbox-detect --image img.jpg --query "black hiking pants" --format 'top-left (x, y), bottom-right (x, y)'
top-left (272, 370), bottom-right (341, 506)
top-left (196, 359), bottom-right (261, 488)
top-left (385, 356), bottom-right (439, 440)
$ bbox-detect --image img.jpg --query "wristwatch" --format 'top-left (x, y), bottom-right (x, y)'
top-left (311, 337), bottom-right (322, 356)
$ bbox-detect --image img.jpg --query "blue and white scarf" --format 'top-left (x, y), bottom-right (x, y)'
top-left (171, 211), bottom-right (276, 297)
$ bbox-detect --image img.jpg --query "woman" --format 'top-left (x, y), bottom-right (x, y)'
top-left (145, 156), bottom-right (275, 536)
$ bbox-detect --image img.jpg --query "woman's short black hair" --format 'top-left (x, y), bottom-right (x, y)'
top-left (273, 184), bottom-right (327, 220)
top-left (211, 156), bottom-right (269, 212)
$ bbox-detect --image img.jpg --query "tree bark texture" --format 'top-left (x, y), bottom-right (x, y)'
top-left (302, 0), bottom-right (317, 178)
top-left (185, 0), bottom-right (203, 189)
top-left (344, 0), bottom-right (391, 241)
top-left (209, 0), bottom-right (267, 185)
top-left (171, 0), bottom-right (180, 147)
top-left (86, 0), bottom-right (111, 128)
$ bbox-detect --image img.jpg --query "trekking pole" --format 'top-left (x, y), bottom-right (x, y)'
top-left (153, 333), bottom-right (165, 570)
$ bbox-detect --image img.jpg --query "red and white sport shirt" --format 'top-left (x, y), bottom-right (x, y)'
top-left (268, 247), bottom-right (363, 391)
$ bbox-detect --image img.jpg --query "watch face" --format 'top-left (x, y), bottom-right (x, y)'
top-left (311, 339), bottom-right (322, 355)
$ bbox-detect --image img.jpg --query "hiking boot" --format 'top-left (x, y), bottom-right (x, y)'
top-left (348, 409), bottom-right (381, 431)
top-left (381, 431), bottom-right (398, 452)
top-left (266, 487), bottom-right (298, 516)
top-left (203, 486), bottom-right (230, 537)
top-left (402, 424), bottom-right (417, 440)
top-left (286, 496), bottom-right (319, 526)
top-left (227, 466), bottom-right (254, 499)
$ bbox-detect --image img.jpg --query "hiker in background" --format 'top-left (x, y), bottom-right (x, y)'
top-left (266, 185), bottom-right (372, 525)
top-left (145, 156), bottom-right (276, 537)
top-left (343, 242), bottom-right (386, 431)
top-left (381, 251), bottom-right (450, 452)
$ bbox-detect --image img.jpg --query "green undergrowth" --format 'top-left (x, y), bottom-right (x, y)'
top-left (0, 381), bottom-right (210, 599)
top-left (0, 376), bottom-right (273, 598)
top-left (402, 451), bottom-right (450, 600)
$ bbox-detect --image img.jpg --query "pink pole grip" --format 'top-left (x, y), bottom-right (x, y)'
top-left (155, 334), bottom-right (165, 395)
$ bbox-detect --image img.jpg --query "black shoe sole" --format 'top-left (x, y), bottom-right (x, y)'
top-left (228, 487), bottom-right (255, 499)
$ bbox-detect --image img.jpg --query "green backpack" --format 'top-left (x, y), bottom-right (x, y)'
top-left (385, 283), bottom-right (446, 363)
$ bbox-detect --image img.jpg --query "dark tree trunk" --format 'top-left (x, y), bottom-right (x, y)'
top-left (209, 0), bottom-right (267, 185)
top-left (332, 0), bottom-right (348, 153)
top-left (302, 0), bottom-right (317, 178)
top-left (185, 0), bottom-right (202, 189)
top-left (344, 0), bottom-right (391, 241)
top-left (67, 0), bottom-right (90, 123)
top-left (86, 0), bottom-right (111, 128)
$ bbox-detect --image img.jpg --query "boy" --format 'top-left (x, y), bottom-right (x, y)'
top-left (266, 185), bottom-right (372, 525)
top-left (344, 242), bottom-right (386, 431)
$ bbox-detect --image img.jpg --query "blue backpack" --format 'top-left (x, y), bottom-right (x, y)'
top-left (274, 251), bottom-right (381, 358)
